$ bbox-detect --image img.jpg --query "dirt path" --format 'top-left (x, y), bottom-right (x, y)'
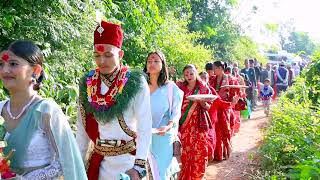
top-left (205, 104), bottom-right (270, 180)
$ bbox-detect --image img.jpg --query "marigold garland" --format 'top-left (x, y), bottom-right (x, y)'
top-left (79, 68), bottom-right (145, 124)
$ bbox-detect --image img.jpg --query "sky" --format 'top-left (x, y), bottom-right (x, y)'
top-left (231, 0), bottom-right (320, 45)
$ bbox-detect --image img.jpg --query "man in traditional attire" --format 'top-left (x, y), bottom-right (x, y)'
top-left (76, 20), bottom-right (152, 180)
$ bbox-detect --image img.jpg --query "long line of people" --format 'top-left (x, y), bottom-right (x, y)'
top-left (0, 19), bottom-right (304, 180)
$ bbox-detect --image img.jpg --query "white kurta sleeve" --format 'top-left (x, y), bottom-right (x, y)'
top-left (133, 77), bottom-right (152, 160)
top-left (76, 105), bottom-right (90, 161)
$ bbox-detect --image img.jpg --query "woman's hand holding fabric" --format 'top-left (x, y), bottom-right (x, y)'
top-left (156, 126), bottom-right (170, 136)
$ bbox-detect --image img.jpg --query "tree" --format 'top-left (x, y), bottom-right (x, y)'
top-left (188, 0), bottom-right (241, 60)
top-left (277, 19), bottom-right (295, 50)
top-left (231, 36), bottom-right (267, 66)
top-left (284, 32), bottom-right (316, 55)
top-left (101, 0), bottom-right (212, 70)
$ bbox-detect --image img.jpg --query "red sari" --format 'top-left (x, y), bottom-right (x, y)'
top-left (230, 75), bottom-right (242, 134)
top-left (177, 81), bottom-right (211, 180)
top-left (207, 87), bottom-right (232, 161)
top-left (209, 74), bottom-right (238, 160)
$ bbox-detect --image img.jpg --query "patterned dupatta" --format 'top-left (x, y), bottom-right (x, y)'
top-left (210, 74), bottom-right (230, 101)
top-left (178, 80), bottom-right (212, 131)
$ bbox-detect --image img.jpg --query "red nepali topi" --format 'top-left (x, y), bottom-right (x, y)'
top-left (94, 20), bottom-right (123, 48)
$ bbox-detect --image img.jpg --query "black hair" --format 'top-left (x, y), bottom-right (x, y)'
top-left (143, 51), bottom-right (169, 87)
top-left (8, 40), bottom-right (45, 90)
top-left (205, 62), bottom-right (214, 70)
top-left (213, 61), bottom-right (227, 71)
top-left (225, 66), bottom-right (232, 73)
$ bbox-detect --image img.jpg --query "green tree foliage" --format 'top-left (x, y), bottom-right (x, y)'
top-left (154, 13), bottom-right (212, 75)
top-left (188, 0), bottom-right (241, 60)
top-left (231, 36), bottom-right (267, 66)
top-left (101, 0), bottom-right (211, 72)
top-left (264, 23), bottom-right (279, 33)
top-left (284, 31), bottom-right (316, 55)
top-left (277, 19), bottom-right (295, 50)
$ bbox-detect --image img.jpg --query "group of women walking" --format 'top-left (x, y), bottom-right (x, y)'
top-left (146, 52), bottom-right (245, 179)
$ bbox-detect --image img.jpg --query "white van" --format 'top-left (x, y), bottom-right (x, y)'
top-left (264, 52), bottom-right (298, 66)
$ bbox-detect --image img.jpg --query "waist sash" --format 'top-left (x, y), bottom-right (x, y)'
top-left (79, 103), bottom-right (136, 180)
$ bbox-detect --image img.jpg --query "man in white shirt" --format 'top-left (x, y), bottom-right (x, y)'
top-left (76, 20), bottom-right (152, 180)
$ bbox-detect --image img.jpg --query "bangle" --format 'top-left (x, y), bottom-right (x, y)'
top-left (134, 159), bottom-right (146, 167)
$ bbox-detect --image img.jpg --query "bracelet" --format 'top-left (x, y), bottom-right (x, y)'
top-left (134, 159), bottom-right (146, 167)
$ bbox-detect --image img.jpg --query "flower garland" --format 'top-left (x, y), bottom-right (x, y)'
top-left (86, 66), bottom-right (130, 112)
top-left (79, 68), bottom-right (144, 124)
top-left (0, 117), bottom-right (16, 179)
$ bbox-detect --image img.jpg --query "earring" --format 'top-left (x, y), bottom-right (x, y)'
top-left (31, 73), bottom-right (37, 84)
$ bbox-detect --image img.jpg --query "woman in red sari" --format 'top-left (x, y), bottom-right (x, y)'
top-left (200, 71), bottom-right (235, 162)
top-left (177, 65), bottom-right (212, 180)
top-left (209, 61), bottom-right (239, 161)
top-left (231, 66), bottom-right (246, 134)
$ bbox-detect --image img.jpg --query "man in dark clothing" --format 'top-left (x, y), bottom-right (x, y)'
top-left (241, 59), bottom-right (257, 87)
top-left (260, 63), bottom-right (275, 86)
top-left (241, 59), bottom-right (257, 109)
top-left (287, 65), bottom-right (295, 86)
top-left (276, 61), bottom-right (289, 95)
top-left (252, 58), bottom-right (261, 84)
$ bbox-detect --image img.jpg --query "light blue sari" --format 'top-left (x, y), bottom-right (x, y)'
top-left (3, 99), bottom-right (87, 180)
top-left (150, 83), bottom-right (183, 180)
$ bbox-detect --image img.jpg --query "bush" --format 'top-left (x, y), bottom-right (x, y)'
top-left (259, 52), bottom-right (320, 179)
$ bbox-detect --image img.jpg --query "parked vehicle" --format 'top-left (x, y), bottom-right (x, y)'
top-left (264, 51), bottom-right (301, 65)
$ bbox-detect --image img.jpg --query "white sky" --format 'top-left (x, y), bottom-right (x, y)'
top-left (232, 0), bottom-right (320, 45)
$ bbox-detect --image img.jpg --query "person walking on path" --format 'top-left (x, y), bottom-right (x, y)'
top-left (144, 51), bottom-right (183, 180)
top-left (259, 79), bottom-right (274, 116)
top-left (241, 59), bottom-right (256, 110)
top-left (76, 20), bottom-right (152, 180)
top-left (275, 61), bottom-right (289, 95)
top-left (177, 64), bottom-right (212, 180)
